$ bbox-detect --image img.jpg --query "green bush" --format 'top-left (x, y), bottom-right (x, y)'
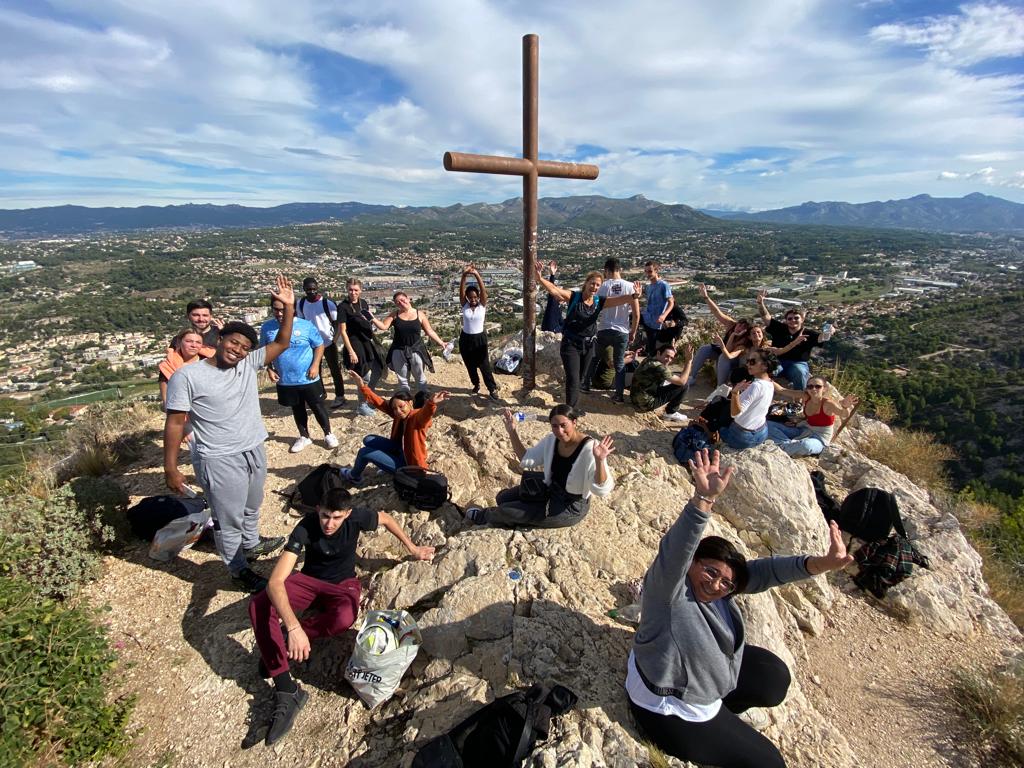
top-left (0, 577), bottom-right (133, 766)
top-left (0, 485), bottom-right (114, 599)
top-left (69, 476), bottom-right (131, 549)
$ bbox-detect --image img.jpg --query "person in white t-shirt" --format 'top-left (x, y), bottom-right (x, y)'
top-left (297, 277), bottom-right (345, 408)
top-left (458, 264), bottom-right (501, 402)
top-left (582, 258), bottom-right (639, 402)
top-left (718, 349), bottom-right (778, 450)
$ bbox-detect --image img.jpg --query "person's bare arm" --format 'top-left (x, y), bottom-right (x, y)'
top-left (418, 311), bottom-right (445, 347)
top-left (700, 283), bottom-right (735, 327)
top-left (770, 334), bottom-right (807, 355)
top-left (264, 275), bottom-right (296, 365)
top-left (730, 381), bottom-right (749, 417)
top-left (629, 294), bottom-right (640, 344)
top-left (474, 268), bottom-right (488, 305)
top-left (266, 551), bottom-right (311, 661)
top-left (338, 322), bottom-right (357, 365)
top-left (535, 262), bottom-right (572, 302)
top-left (502, 408), bottom-right (528, 460)
top-left (604, 293), bottom-right (637, 308)
top-left (163, 411), bottom-right (189, 494)
top-left (459, 269), bottom-right (470, 306)
top-left (375, 311), bottom-right (396, 331)
top-left (657, 293), bottom-right (675, 325)
top-left (716, 334), bottom-right (743, 360)
top-left (824, 395), bottom-right (859, 420)
top-left (306, 343), bottom-right (324, 382)
top-left (670, 345), bottom-right (694, 385)
top-left (378, 511), bottom-right (435, 561)
top-left (756, 290), bottom-right (772, 323)
top-left (159, 380), bottom-right (168, 407)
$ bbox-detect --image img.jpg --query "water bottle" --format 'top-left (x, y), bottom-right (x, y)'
top-left (608, 603), bottom-right (642, 625)
top-left (513, 411), bottom-right (528, 423)
top-left (442, 340), bottom-right (455, 362)
top-left (820, 322), bottom-right (834, 342)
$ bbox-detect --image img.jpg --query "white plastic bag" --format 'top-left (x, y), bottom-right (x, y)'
top-left (344, 609), bottom-right (421, 708)
top-left (148, 509), bottom-right (212, 562)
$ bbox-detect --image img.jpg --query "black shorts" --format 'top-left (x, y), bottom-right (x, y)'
top-left (276, 379), bottom-right (326, 408)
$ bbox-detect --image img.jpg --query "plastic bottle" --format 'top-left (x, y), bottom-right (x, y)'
top-left (820, 322), bottom-right (834, 342)
top-left (608, 603), bottom-right (642, 624)
top-left (442, 340), bottom-right (456, 362)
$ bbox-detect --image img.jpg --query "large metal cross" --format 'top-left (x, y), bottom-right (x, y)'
top-left (443, 33), bottom-right (599, 390)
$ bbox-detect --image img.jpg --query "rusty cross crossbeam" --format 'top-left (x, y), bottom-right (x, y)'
top-left (443, 33), bottom-right (599, 390)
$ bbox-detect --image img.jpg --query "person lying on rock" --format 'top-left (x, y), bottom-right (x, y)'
top-left (248, 486), bottom-right (434, 746)
top-left (464, 405), bottom-right (615, 528)
top-left (767, 376), bottom-right (859, 457)
top-left (630, 343), bottom-right (694, 423)
top-left (339, 369), bottom-right (450, 486)
top-left (627, 448), bottom-right (853, 768)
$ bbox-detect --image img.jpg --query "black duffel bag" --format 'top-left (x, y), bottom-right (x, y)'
top-left (394, 466), bottom-right (451, 511)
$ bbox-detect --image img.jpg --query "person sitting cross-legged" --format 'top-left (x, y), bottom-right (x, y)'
top-left (629, 343), bottom-right (694, 423)
top-left (464, 405), bottom-right (615, 529)
top-left (767, 377), bottom-right (858, 457)
top-left (248, 487), bottom-right (434, 746)
top-left (338, 369), bottom-right (450, 485)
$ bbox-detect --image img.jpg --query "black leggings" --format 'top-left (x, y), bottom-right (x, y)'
top-left (560, 337), bottom-right (596, 409)
top-left (630, 646), bottom-right (790, 768)
top-left (292, 399), bottom-right (331, 438)
top-left (321, 343), bottom-right (345, 399)
top-left (460, 331), bottom-right (497, 393)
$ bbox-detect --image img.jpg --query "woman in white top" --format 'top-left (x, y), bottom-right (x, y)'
top-left (464, 405), bottom-right (615, 529)
top-left (719, 349), bottom-right (778, 450)
top-left (458, 264), bottom-right (500, 402)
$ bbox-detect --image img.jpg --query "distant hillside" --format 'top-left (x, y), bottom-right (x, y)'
top-left (0, 195), bottom-right (719, 237)
top-left (713, 193), bottom-right (1024, 232)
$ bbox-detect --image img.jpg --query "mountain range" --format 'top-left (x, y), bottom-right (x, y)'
top-left (0, 192), bottom-right (1021, 238)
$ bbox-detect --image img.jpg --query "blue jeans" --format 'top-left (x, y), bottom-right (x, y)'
top-left (776, 360), bottom-right (810, 390)
top-left (351, 435), bottom-right (405, 480)
top-left (584, 329), bottom-right (629, 396)
top-left (766, 422), bottom-right (826, 457)
top-left (687, 344), bottom-right (720, 387)
top-left (720, 423), bottom-right (768, 450)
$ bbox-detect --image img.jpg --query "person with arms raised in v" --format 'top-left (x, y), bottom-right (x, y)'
top-left (163, 275), bottom-right (296, 593)
top-left (249, 486), bottom-right (435, 746)
top-left (458, 263), bottom-right (501, 402)
top-left (756, 291), bottom-right (833, 391)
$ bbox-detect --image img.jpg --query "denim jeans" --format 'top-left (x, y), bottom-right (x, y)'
top-left (351, 435), bottom-right (405, 480)
top-left (766, 422), bottom-right (826, 457)
top-left (720, 423), bottom-right (768, 450)
top-left (686, 344), bottom-right (720, 387)
top-left (777, 360), bottom-right (810, 390)
top-left (584, 329), bottom-right (629, 396)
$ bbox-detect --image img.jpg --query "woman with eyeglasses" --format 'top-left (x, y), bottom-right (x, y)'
top-left (627, 449), bottom-right (854, 768)
top-left (767, 376), bottom-right (859, 457)
top-left (717, 350), bottom-right (778, 450)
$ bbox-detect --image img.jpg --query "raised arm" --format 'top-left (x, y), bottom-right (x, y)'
top-left (669, 345), bottom-right (694, 385)
top-left (591, 436), bottom-right (615, 495)
top-left (264, 275), bottom-right (296, 365)
top-left (823, 394), bottom-right (859, 421)
top-left (501, 408), bottom-right (528, 461)
top-left (474, 268), bottom-right (487, 305)
top-left (756, 289), bottom-right (772, 323)
top-left (716, 333), bottom-right (744, 360)
top-left (535, 262), bottom-right (572, 303)
top-left (418, 310), bottom-right (446, 348)
top-left (700, 283), bottom-right (735, 327)
top-left (459, 267), bottom-right (470, 306)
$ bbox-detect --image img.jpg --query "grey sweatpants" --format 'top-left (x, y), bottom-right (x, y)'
top-left (192, 444), bottom-right (267, 575)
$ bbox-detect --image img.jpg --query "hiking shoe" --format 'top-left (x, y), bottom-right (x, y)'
top-left (324, 433), bottom-right (339, 449)
top-left (265, 685), bottom-right (309, 746)
top-left (290, 436), bottom-right (313, 453)
top-left (464, 506), bottom-right (486, 524)
top-left (739, 708), bottom-right (770, 731)
top-left (244, 536), bottom-right (285, 560)
top-left (339, 467), bottom-right (363, 486)
top-left (471, 385), bottom-right (480, 395)
top-left (356, 402), bottom-right (376, 417)
top-left (231, 567), bottom-right (268, 593)
top-left (611, 394), bottom-right (625, 404)
top-left (487, 392), bottom-right (503, 404)
top-left (330, 397), bottom-right (346, 409)
top-left (664, 411), bottom-right (689, 424)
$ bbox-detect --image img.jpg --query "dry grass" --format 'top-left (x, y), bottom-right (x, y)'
top-left (857, 427), bottom-right (955, 493)
top-left (952, 664), bottom-right (1024, 766)
top-left (827, 359), bottom-right (897, 422)
top-left (952, 498), bottom-right (1024, 629)
top-left (643, 742), bottom-right (671, 768)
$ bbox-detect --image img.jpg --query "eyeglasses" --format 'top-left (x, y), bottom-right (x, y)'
top-left (806, 384), bottom-right (823, 389)
top-left (701, 564), bottom-right (736, 594)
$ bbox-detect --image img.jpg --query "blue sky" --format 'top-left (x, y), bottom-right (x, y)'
top-left (1, 0), bottom-right (1023, 210)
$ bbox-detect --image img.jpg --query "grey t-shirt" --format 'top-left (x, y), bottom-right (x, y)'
top-left (165, 346), bottom-right (269, 458)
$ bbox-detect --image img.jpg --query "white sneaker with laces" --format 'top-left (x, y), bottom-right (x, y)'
top-left (663, 411), bottom-right (689, 424)
top-left (290, 436), bottom-right (313, 453)
top-left (324, 433), bottom-right (339, 449)
top-left (739, 708), bottom-right (771, 731)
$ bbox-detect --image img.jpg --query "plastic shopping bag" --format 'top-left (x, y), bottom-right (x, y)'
top-left (148, 508), bottom-right (212, 562)
top-left (344, 609), bottom-right (421, 708)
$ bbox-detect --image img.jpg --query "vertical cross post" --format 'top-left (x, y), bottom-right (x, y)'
top-left (443, 33), bottom-right (599, 390)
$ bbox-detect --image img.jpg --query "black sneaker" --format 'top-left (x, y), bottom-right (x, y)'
top-left (487, 392), bottom-right (503, 404)
top-left (471, 385), bottom-right (480, 395)
top-left (265, 685), bottom-right (309, 746)
top-left (231, 567), bottom-right (268, 593)
top-left (244, 536), bottom-right (286, 560)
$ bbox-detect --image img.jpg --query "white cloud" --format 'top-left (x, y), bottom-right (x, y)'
top-left (870, 3), bottom-right (1024, 67)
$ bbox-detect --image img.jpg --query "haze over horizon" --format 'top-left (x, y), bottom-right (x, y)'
top-left (2, 1), bottom-right (1023, 211)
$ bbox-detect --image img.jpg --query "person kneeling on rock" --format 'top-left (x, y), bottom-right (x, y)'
top-left (464, 405), bottom-right (615, 528)
top-left (626, 448), bottom-right (853, 768)
top-left (248, 486), bottom-right (434, 746)
top-left (338, 369), bottom-right (450, 485)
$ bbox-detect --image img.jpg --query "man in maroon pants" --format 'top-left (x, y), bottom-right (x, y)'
top-left (248, 487), bottom-right (434, 745)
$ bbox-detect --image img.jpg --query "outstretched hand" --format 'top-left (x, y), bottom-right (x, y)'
top-left (756, 289), bottom-right (767, 305)
top-left (688, 448), bottom-right (734, 499)
top-left (592, 435), bottom-right (615, 462)
top-left (345, 369), bottom-right (365, 387)
top-left (428, 390), bottom-right (451, 405)
top-left (698, 283), bottom-right (709, 299)
top-left (807, 521), bottom-right (856, 575)
top-left (502, 407), bottom-right (517, 433)
top-left (271, 274), bottom-right (294, 307)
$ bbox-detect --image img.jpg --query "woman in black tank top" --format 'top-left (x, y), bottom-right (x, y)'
top-left (376, 291), bottom-right (446, 398)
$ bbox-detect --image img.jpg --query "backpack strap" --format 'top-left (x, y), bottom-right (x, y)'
top-left (510, 686), bottom-right (548, 767)
top-left (566, 291), bottom-right (580, 319)
top-left (322, 297), bottom-right (338, 332)
top-left (888, 492), bottom-right (909, 539)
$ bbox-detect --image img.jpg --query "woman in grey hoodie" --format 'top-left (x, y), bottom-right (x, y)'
top-left (626, 449), bottom-right (853, 767)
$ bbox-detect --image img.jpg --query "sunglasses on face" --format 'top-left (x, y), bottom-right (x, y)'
top-left (701, 564), bottom-right (736, 594)
top-left (746, 357), bottom-right (763, 365)
top-left (806, 384), bottom-right (824, 389)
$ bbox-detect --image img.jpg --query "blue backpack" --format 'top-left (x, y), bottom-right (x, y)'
top-left (672, 425), bottom-right (713, 466)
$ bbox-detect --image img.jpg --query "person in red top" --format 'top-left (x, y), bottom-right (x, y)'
top-left (338, 369), bottom-right (450, 484)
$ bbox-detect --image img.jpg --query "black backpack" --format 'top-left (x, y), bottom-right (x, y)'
top-left (699, 396), bottom-right (733, 434)
top-left (289, 463), bottom-right (347, 515)
top-left (126, 495), bottom-right (209, 541)
top-left (830, 487), bottom-right (907, 543)
top-left (394, 466), bottom-right (451, 511)
top-left (412, 683), bottom-right (578, 768)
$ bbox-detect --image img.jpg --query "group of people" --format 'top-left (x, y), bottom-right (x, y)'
top-left (157, 267), bottom-right (853, 762)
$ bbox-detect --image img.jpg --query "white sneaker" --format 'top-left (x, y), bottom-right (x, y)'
top-left (664, 411), bottom-right (689, 424)
top-left (739, 708), bottom-right (771, 731)
top-left (324, 433), bottom-right (339, 449)
top-left (290, 436), bottom-right (313, 453)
